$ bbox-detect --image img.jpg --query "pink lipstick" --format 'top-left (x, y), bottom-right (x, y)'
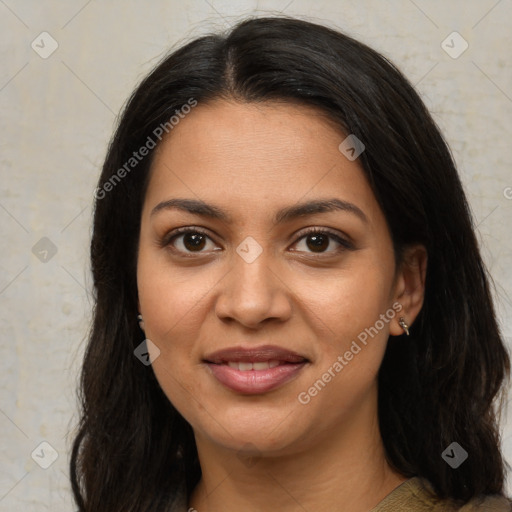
top-left (204, 345), bottom-right (308, 394)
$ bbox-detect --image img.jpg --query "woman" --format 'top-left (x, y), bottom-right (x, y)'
top-left (70, 15), bottom-right (512, 512)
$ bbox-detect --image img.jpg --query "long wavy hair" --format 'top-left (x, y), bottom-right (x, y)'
top-left (70, 15), bottom-right (511, 511)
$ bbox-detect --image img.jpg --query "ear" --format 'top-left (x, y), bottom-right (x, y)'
top-left (389, 244), bottom-right (428, 336)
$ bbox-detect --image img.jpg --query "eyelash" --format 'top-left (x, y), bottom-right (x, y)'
top-left (161, 226), bottom-right (354, 258)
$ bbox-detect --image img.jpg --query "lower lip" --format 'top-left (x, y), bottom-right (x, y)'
top-left (206, 362), bottom-right (307, 394)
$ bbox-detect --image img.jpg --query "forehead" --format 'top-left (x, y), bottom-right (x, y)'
top-left (144, 99), bottom-right (382, 227)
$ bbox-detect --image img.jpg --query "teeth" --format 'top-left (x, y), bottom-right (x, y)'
top-left (226, 360), bottom-right (281, 371)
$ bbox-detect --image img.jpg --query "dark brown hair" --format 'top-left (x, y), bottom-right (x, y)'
top-left (70, 15), bottom-right (511, 511)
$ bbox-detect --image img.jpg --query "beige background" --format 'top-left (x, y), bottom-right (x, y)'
top-left (0, 0), bottom-right (511, 509)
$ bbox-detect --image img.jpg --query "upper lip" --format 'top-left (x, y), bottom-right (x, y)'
top-left (204, 344), bottom-right (308, 364)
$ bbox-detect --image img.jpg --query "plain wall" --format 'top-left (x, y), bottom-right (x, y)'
top-left (0, 0), bottom-right (511, 509)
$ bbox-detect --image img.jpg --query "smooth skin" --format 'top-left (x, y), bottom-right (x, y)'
top-left (137, 99), bottom-right (427, 512)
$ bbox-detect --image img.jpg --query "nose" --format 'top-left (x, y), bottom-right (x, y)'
top-left (214, 248), bottom-right (292, 329)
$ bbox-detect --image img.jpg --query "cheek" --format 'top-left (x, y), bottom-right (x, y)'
top-left (137, 249), bottom-right (214, 341)
top-left (136, 251), bottom-right (222, 412)
top-left (136, 254), bottom-right (206, 418)
top-left (296, 284), bottom-right (390, 431)
top-left (299, 263), bottom-right (393, 400)
top-left (304, 262), bottom-right (393, 342)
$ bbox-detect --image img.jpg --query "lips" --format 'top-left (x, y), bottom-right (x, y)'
top-left (204, 345), bottom-right (307, 364)
top-left (204, 345), bottom-right (308, 394)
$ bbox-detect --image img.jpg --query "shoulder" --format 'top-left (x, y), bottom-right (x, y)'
top-left (371, 477), bottom-right (511, 512)
top-left (458, 494), bottom-right (512, 511)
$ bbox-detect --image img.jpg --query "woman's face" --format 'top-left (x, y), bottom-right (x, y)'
top-left (137, 99), bottom-right (415, 456)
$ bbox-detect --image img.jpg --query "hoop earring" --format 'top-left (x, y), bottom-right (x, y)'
top-left (137, 314), bottom-right (145, 331)
top-left (398, 317), bottom-right (410, 336)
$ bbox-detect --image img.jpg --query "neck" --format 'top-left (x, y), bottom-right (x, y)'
top-left (188, 391), bottom-right (407, 512)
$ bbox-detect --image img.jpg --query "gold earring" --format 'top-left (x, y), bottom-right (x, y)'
top-left (398, 317), bottom-right (410, 336)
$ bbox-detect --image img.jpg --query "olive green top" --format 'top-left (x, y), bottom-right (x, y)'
top-left (171, 477), bottom-right (511, 511)
top-left (370, 477), bottom-right (511, 511)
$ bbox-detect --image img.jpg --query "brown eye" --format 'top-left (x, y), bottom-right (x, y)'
top-left (292, 228), bottom-right (353, 255)
top-left (162, 226), bottom-right (353, 258)
top-left (181, 232), bottom-right (207, 252)
top-left (163, 228), bottom-right (219, 255)
top-left (304, 233), bottom-right (330, 252)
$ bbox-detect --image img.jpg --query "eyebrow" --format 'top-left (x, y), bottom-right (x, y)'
top-left (150, 197), bottom-right (368, 225)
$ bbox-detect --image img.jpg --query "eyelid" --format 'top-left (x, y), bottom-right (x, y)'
top-left (161, 226), bottom-right (354, 256)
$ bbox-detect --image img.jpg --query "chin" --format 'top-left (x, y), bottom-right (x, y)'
top-left (194, 407), bottom-right (309, 456)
